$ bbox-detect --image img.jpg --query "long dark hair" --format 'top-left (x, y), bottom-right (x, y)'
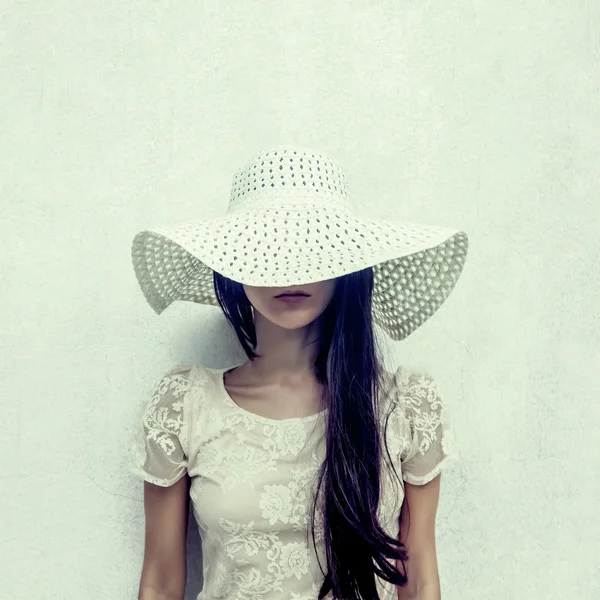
top-left (213, 267), bottom-right (411, 599)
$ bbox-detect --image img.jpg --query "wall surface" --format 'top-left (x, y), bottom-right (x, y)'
top-left (2, 1), bottom-right (599, 598)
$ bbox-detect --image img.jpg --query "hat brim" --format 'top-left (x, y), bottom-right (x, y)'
top-left (131, 206), bottom-right (468, 341)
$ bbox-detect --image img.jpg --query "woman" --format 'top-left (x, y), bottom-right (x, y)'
top-left (129, 146), bottom-right (468, 600)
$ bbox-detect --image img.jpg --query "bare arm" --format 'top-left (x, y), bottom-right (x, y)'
top-left (138, 475), bottom-right (191, 600)
top-left (397, 474), bottom-right (442, 600)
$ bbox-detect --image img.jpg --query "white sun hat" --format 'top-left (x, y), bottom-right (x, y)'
top-left (131, 145), bottom-right (469, 341)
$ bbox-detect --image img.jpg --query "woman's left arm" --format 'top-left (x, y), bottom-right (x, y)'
top-left (396, 474), bottom-right (442, 600)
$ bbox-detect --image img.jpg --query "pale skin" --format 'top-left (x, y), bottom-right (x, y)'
top-left (138, 278), bottom-right (442, 600)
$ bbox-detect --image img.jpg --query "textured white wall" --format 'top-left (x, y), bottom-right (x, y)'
top-left (2, 1), bottom-right (599, 598)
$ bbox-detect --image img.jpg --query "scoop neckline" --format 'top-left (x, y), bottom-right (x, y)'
top-left (206, 363), bottom-right (328, 424)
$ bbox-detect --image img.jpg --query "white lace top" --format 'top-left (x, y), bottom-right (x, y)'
top-left (129, 362), bottom-right (457, 600)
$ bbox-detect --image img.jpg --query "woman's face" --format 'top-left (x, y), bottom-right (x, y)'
top-left (243, 278), bottom-right (337, 331)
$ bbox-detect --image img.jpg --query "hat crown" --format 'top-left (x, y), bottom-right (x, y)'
top-left (227, 146), bottom-right (353, 214)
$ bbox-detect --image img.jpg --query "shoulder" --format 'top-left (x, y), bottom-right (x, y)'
top-left (155, 362), bottom-right (229, 404)
top-left (380, 363), bottom-right (437, 399)
top-left (163, 363), bottom-right (196, 379)
top-left (380, 364), bottom-right (444, 432)
top-left (154, 364), bottom-right (196, 394)
top-left (388, 364), bottom-right (440, 402)
top-left (143, 365), bottom-right (198, 418)
top-left (158, 361), bottom-right (222, 386)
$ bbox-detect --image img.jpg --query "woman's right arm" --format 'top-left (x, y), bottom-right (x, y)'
top-left (138, 476), bottom-right (190, 600)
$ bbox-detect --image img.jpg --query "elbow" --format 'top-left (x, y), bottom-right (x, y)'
top-left (416, 581), bottom-right (442, 600)
top-left (138, 582), bottom-right (186, 600)
top-left (397, 580), bottom-right (441, 600)
top-left (397, 585), bottom-right (419, 600)
top-left (138, 561), bottom-right (186, 600)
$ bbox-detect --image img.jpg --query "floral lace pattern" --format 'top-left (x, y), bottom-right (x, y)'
top-left (390, 366), bottom-right (458, 486)
top-left (130, 368), bottom-right (192, 487)
top-left (130, 363), bottom-right (457, 599)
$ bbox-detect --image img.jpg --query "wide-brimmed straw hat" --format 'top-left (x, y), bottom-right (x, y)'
top-left (131, 145), bottom-right (468, 341)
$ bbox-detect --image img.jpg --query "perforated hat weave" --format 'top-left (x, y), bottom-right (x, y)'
top-left (131, 145), bottom-right (469, 341)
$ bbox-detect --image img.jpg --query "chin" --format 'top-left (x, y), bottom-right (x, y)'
top-left (267, 313), bottom-right (321, 330)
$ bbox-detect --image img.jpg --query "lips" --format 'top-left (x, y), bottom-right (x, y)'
top-left (274, 290), bottom-right (310, 298)
top-left (276, 293), bottom-right (310, 298)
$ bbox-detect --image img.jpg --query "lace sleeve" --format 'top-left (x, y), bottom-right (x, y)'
top-left (393, 366), bottom-right (459, 486)
top-left (129, 367), bottom-right (193, 487)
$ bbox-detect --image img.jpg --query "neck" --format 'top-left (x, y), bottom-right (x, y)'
top-left (248, 310), bottom-right (322, 384)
